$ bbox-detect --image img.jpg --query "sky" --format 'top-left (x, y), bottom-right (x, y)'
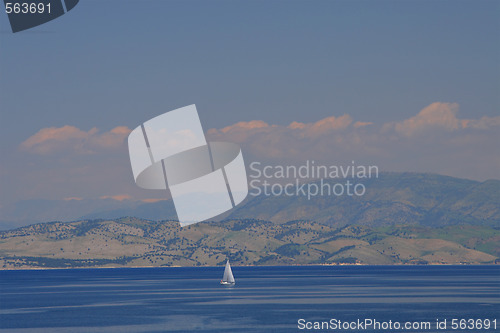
top-left (0, 0), bottom-right (499, 225)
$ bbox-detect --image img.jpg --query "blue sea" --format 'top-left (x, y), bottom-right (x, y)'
top-left (0, 266), bottom-right (499, 332)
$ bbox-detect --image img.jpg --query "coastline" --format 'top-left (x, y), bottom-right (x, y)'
top-left (1, 262), bottom-right (499, 271)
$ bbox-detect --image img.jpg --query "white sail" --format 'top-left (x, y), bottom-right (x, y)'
top-left (222, 260), bottom-right (235, 284)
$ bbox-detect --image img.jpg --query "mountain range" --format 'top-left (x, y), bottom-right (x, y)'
top-left (4, 172), bottom-right (497, 230)
top-left (228, 172), bottom-right (500, 227)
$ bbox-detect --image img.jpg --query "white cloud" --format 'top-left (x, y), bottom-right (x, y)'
top-left (385, 102), bottom-right (500, 136)
top-left (462, 115), bottom-right (500, 130)
top-left (288, 114), bottom-right (353, 137)
top-left (220, 120), bottom-right (270, 133)
top-left (20, 125), bottom-right (131, 155)
top-left (392, 102), bottom-right (460, 136)
top-left (99, 194), bottom-right (132, 201)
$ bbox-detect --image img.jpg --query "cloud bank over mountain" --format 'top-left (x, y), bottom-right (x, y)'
top-left (1, 102), bottom-right (498, 228)
top-left (207, 102), bottom-right (500, 181)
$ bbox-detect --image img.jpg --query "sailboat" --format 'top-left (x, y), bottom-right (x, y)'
top-left (220, 260), bottom-right (235, 286)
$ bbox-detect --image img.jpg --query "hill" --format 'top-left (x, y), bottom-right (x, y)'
top-left (1, 218), bottom-right (498, 269)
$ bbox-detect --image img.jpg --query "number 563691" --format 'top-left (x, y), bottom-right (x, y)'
top-left (451, 319), bottom-right (497, 330)
top-left (5, 2), bottom-right (51, 14)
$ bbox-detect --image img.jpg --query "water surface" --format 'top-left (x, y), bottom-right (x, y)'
top-left (1, 266), bottom-right (498, 332)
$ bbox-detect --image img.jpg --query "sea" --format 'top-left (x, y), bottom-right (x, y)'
top-left (0, 265), bottom-right (498, 332)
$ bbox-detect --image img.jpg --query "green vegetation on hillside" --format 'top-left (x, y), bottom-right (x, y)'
top-left (0, 218), bottom-right (498, 269)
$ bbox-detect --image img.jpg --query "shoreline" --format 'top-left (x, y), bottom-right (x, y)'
top-left (1, 262), bottom-right (498, 272)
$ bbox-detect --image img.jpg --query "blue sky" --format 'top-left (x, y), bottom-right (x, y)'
top-left (0, 0), bottom-right (499, 225)
top-left (1, 1), bottom-right (498, 136)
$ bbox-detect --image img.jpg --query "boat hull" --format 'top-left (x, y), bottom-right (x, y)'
top-left (220, 281), bottom-right (235, 287)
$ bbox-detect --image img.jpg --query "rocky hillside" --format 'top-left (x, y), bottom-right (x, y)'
top-left (1, 218), bottom-right (498, 269)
